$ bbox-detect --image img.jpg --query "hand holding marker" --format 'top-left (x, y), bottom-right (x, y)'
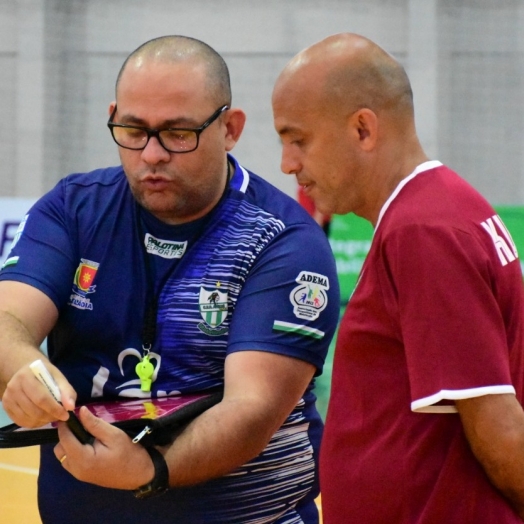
top-left (29, 359), bottom-right (94, 445)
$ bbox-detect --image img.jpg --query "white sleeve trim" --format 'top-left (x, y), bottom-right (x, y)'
top-left (411, 385), bottom-right (516, 413)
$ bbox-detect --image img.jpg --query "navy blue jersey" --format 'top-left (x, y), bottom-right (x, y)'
top-left (1, 155), bottom-right (339, 524)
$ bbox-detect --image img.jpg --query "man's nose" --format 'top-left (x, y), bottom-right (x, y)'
top-left (280, 146), bottom-right (301, 176)
top-left (141, 135), bottom-right (171, 164)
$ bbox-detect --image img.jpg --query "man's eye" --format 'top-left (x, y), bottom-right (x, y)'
top-left (125, 127), bottom-right (146, 139)
top-left (163, 130), bottom-right (192, 142)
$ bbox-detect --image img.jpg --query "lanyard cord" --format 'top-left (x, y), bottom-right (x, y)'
top-left (136, 161), bottom-right (232, 354)
top-left (140, 248), bottom-right (158, 353)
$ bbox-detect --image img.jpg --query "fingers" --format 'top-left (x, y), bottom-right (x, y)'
top-left (2, 363), bottom-right (72, 427)
top-left (42, 362), bottom-right (78, 411)
top-left (57, 406), bottom-right (120, 450)
top-left (2, 388), bottom-right (53, 428)
top-left (54, 440), bottom-right (67, 463)
top-left (55, 413), bottom-right (96, 470)
top-left (54, 410), bottom-right (152, 489)
top-left (77, 406), bottom-right (119, 444)
top-left (1, 355), bottom-right (77, 428)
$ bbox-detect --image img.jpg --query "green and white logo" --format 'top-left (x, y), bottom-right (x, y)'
top-left (198, 286), bottom-right (228, 336)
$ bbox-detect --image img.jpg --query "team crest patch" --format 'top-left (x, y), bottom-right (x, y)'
top-left (68, 258), bottom-right (100, 311)
top-left (144, 233), bottom-right (187, 259)
top-left (198, 284), bottom-right (228, 336)
top-left (289, 271), bottom-right (329, 321)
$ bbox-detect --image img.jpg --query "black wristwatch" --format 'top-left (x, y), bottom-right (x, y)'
top-left (133, 446), bottom-right (170, 499)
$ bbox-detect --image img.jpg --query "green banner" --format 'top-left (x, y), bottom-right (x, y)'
top-left (328, 213), bottom-right (373, 304)
top-left (495, 206), bottom-right (524, 275)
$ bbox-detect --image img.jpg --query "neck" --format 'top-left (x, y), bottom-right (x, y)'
top-left (366, 145), bottom-right (429, 227)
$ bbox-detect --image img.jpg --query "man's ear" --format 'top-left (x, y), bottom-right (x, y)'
top-left (348, 108), bottom-right (378, 152)
top-left (108, 101), bottom-right (117, 118)
top-left (224, 108), bottom-right (246, 151)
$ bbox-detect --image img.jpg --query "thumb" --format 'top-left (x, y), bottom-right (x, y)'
top-left (77, 406), bottom-right (117, 444)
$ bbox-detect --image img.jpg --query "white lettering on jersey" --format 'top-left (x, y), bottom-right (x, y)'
top-left (144, 233), bottom-right (187, 259)
top-left (480, 215), bottom-right (518, 266)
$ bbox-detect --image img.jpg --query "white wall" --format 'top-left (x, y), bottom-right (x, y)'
top-left (1, 0), bottom-right (524, 203)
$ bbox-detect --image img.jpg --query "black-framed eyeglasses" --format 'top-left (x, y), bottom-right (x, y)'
top-left (107, 104), bottom-right (229, 154)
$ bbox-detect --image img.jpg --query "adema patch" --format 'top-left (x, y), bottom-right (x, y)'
top-left (289, 271), bottom-right (329, 321)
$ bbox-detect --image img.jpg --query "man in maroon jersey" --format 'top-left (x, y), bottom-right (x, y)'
top-left (272, 32), bottom-right (524, 523)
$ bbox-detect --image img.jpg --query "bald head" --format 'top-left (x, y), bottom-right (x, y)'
top-left (272, 33), bottom-right (428, 225)
top-left (274, 33), bottom-right (413, 121)
top-left (116, 35), bottom-right (231, 106)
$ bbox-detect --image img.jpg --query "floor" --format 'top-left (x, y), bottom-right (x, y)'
top-left (0, 446), bottom-right (41, 522)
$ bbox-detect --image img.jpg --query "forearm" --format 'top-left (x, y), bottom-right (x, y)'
top-left (457, 394), bottom-right (524, 519)
top-left (0, 281), bottom-right (59, 398)
top-left (0, 310), bottom-right (45, 396)
top-left (162, 395), bottom-right (284, 486)
top-left (474, 434), bottom-right (524, 518)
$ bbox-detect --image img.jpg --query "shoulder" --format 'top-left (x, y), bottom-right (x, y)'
top-left (229, 159), bottom-right (317, 229)
top-left (25, 166), bottom-right (131, 234)
top-left (60, 165), bottom-right (127, 191)
top-left (225, 158), bottom-right (337, 274)
top-left (47, 165), bottom-right (129, 211)
top-left (380, 164), bottom-right (496, 238)
top-left (228, 163), bottom-right (335, 265)
top-left (370, 164), bottom-right (517, 271)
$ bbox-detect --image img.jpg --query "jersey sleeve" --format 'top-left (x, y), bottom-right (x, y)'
top-left (0, 181), bottom-right (77, 309)
top-left (227, 222), bottom-right (340, 373)
top-left (383, 223), bottom-right (515, 412)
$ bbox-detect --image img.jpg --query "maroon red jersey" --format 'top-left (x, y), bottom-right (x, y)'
top-left (321, 162), bottom-right (524, 523)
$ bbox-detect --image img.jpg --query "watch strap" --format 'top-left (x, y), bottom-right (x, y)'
top-left (133, 446), bottom-right (170, 499)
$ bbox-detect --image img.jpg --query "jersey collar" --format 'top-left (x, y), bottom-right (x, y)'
top-left (375, 160), bottom-right (443, 232)
top-left (228, 154), bottom-right (250, 193)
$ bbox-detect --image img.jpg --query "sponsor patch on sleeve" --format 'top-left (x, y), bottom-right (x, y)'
top-left (289, 271), bottom-right (329, 321)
